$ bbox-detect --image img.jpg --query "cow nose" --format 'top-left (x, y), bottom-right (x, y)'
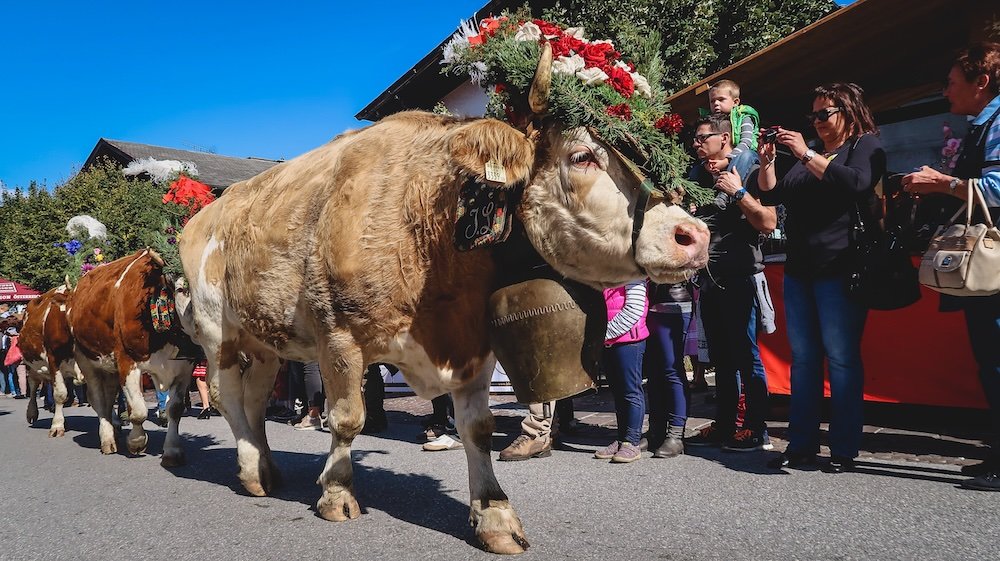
top-left (674, 222), bottom-right (710, 269)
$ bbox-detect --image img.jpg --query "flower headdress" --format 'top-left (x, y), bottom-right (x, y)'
top-left (442, 12), bottom-right (711, 205)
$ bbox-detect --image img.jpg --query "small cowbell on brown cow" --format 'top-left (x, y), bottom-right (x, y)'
top-left (175, 42), bottom-right (709, 555)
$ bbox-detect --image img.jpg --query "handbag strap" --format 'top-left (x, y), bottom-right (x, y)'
top-left (969, 178), bottom-right (996, 228)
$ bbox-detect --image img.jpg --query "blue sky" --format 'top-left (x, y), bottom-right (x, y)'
top-left (0, 1), bottom-right (485, 189)
top-left (1, 0), bottom-right (855, 190)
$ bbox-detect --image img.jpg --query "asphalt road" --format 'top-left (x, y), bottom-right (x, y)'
top-left (0, 396), bottom-right (997, 561)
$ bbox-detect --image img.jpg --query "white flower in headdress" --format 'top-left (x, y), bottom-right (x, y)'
top-left (632, 73), bottom-right (653, 98)
top-left (442, 19), bottom-right (479, 64)
top-left (552, 54), bottom-right (585, 76)
top-left (563, 27), bottom-right (586, 39)
top-left (592, 39), bottom-right (615, 48)
top-left (514, 21), bottom-right (541, 42)
top-left (576, 66), bottom-right (609, 86)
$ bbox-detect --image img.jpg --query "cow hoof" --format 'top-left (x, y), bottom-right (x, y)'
top-left (317, 489), bottom-right (362, 522)
top-left (471, 501), bottom-right (529, 555)
top-left (49, 426), bottom-right (65, 438)
top-left (160, 450), bottom-right (186, 468)
top-left (127, 434), bottom-right (148, 455)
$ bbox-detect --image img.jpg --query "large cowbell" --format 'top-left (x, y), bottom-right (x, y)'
top-left (488, 278), bottom-right (606, 403)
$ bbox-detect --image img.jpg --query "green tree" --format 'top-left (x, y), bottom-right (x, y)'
top-left (546, 0), bottom-right (837, 94)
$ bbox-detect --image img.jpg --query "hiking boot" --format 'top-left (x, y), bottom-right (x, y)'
top-left (652, 424), bottom-right (685, 458)
top-left (498, 434), bottom-right (552, 461)
top-left (293, 414), bottom-right (323, 431)
top-left (594, 440), bottom-right (620, 460)
top-left (611, 442), bottom-right (642, 463)
top-left (685, 423), bottom-right (730, 447)
top-left (422, 434), bottom-right (463, 451)
top-left (723, 429), bottom-right (774, 452)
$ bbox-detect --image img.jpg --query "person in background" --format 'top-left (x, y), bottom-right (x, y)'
top-left (685, 114), bottom-right (776, 453)
top-left (641, 281), bottom-right (693, 458)
top-left (706, 79), bottom-right (761, 178)
top-left (594, 280), bottom-right (649, 463)
top-left (422, 394), bottom-right (463, 451)
top-left (192, 360), bottom-right (219, 420)
top-left (758, 83), bottom-right (885, 473)
top-left (1, 326), bottom-right (21, 398)
top-left (290, 361), bottom-right (326, 430)
top-left (902, 42), bottom-right (1000, 491)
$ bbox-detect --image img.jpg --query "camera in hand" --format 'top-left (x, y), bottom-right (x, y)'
top-left (760, 126), bottom-right (780, 144)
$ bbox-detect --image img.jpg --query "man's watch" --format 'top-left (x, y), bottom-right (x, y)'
top-left (800, 149), bottom-right (817, 164)
top-left (948, 177), bottom-right (961, 193)
top-left (732, 187), bottom-right (748, 202)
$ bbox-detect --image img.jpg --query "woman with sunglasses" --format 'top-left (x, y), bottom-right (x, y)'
top-left (756, 83), bottom-right (886, 473)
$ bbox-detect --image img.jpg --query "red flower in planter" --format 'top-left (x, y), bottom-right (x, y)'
top-left (655, 113), bottom-right (684, 135)
top-left (607, 103), bottom-right (632, 121)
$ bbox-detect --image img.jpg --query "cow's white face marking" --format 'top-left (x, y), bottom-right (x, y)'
top-left (114, 249), bottom-right (150, 289)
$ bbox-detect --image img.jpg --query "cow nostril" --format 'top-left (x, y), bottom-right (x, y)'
top-left (675, 228), bottom-right (695, 246)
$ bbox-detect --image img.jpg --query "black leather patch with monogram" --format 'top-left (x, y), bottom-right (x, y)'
top-left (454, 178), bottom-right (515, 251)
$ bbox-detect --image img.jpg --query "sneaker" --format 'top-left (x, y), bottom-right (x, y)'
top-left (684, 424), bottom-right (729, 447)
top-left (423, 423), bottom-right (448, 442)
top-left (498, 434), bottom-right (552, 461)
top-left (594, 440), bottom-right (620, 459)
top-left (723, 429), bottom-right (774, 452)
top-left (960, 471), bottom-right (1000, 491)
top-left (422, 434), bottom-right (463, 451)
top-left (611, 442), bottom-right (642, 463)
top-left (293, 414), bottom-right (323, 431)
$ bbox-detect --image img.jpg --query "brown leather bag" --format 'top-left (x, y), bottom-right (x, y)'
top-left (919, 179), bottom-right (1000, 296)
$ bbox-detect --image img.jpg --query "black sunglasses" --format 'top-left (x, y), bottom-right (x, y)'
top-left (692, 132), bottom-right (723, 144)
top-left (807, 107), bottom-right (842, 122)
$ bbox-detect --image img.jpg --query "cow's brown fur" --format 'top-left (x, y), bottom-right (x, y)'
top-left (18, 288), bottom-right (76, 434)
top-left (178, 111), bottom-right (710, 554)
top-left (67, 250), bottom-right (196, 462)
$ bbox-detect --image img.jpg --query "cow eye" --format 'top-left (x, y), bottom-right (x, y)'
top-left (569, 148), bottom-right (598, 168)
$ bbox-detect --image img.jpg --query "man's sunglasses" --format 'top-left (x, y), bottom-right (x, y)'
top-left (807, 107), bottom-right (842, 122)
top-left (692, 132), bottom-right (723, 144)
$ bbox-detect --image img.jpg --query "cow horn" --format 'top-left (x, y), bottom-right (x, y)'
top-left (528, 42), bottom-right (552, 115)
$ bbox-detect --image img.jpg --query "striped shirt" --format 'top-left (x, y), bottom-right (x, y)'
top-left (973, 94), bottom-right (1000, 207)
top-left (605, 281), bottom-right (647, 342)
top-left (728, 117), bottom-right (758, 160)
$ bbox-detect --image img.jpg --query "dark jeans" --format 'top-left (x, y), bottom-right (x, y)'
top-left (963, 297), bottom-right (1000, 458)
top-left (645, 311), bottom-right (690, 437)
top-left (603, 340), bottom-right (646, 445)
top-left (700, 276), bottom-right (769, 434)
top-left (784, 273), bottom-right (867, 458)
top-left (288, 361), bottom-right (325, 410)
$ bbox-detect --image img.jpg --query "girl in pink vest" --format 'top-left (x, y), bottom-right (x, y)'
top-left (594, 281), bottom-right (649, 463)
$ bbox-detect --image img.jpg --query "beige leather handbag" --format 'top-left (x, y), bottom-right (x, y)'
top-left (919, 178), bottom-right (1000, 296)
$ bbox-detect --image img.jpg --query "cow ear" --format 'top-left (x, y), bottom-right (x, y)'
top-left (448, 119), bottom-right (534, 188)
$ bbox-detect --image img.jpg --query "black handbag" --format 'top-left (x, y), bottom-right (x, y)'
top-left (847, 197), bottom-right (922, 310)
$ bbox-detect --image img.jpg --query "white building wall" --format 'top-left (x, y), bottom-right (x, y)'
top-left (440, 81), bottom-right (489, 117)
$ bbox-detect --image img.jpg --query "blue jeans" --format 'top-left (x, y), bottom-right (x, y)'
top-left (962, 296), bottom-right (1000, 458)
top-left (0, 364), bottom-right (8, 394)
top-left (728, 149), bottom-right (760, 179)
top-left (5, 365), bottom-right (21, 396)
top-left (700, 276), bottom-right (769, 434)
top-left (784, 273), bottom-right (868, 458)
top-left (156, 388), bottom-right (170, 411)
top-left (645, 311), bottom-right (690, 436)
top-left (604, 340), bottom-right (646, 445)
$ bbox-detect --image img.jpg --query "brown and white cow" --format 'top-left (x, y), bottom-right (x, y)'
top-left (18, 286), bottom-right (79, 435)
top-left (177, 104), bottom-right (709, 552)
top-left (67, 249), bottom-right (197, 465)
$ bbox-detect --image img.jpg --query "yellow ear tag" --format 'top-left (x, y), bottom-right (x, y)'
top-left (485, 159), bottom-right (508, 184)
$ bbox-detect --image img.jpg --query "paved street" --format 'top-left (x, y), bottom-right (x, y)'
top-left (0, 389), bottom-right (998, 561)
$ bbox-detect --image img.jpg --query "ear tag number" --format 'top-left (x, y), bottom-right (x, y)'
top-left (485, 159), bottom-right (508, 184)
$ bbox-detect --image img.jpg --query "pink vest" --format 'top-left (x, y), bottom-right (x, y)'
top-left (603, 284), bottom-right (649, 345)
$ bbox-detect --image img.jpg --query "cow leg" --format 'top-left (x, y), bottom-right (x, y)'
top-left (121, 364), bottom-right (149, 455)
top-left (316, 341), bottom-right (363, 522)
top-left (161, 364), bottom-right (194, 468)
top-left (49, 371), bottom-right (69, 437)
top-left (209, 346), bottom-right (275, 496)
top-left (453, 357), bottom-right (529, 555)
top-left (242, 354), bottom-right (281, 486)
top-left (26, 375), bottom-right (39, 426)
top-left (84, 368), bottom-right (119, 455)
